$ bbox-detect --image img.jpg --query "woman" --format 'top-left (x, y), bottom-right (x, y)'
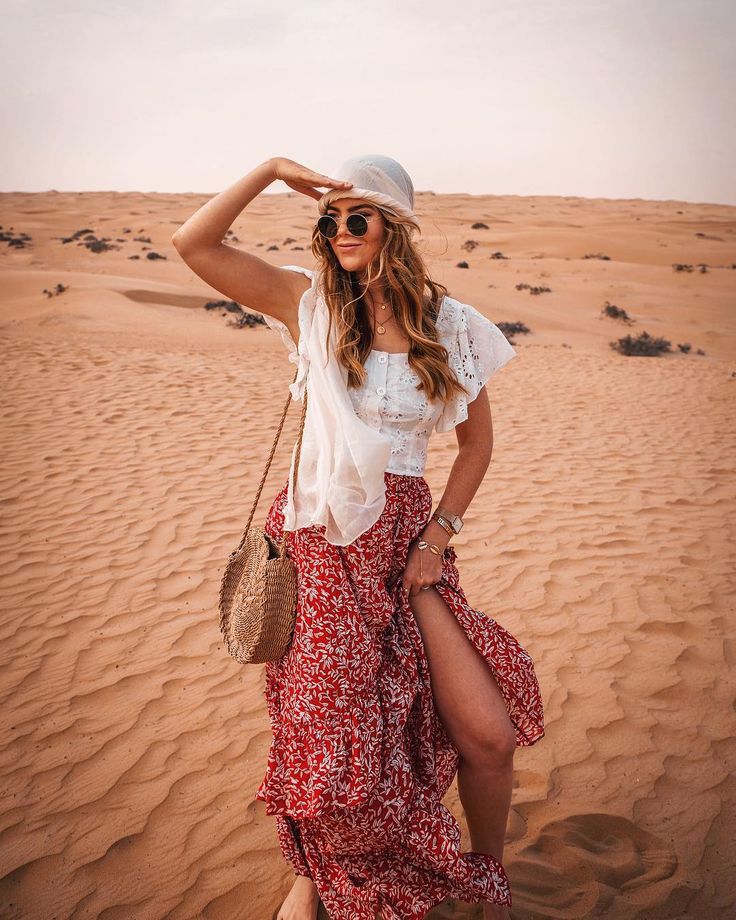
top-left (172, 155), bottom-right (545, 920)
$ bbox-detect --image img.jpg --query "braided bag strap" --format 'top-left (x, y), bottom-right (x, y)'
top-left (237, 364), bottom-right (307, 553)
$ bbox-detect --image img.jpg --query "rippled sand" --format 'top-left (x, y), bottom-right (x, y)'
top-left (1, 189), bottom-right (734, 919)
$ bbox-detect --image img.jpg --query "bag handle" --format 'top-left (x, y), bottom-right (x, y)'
top-left (236, 363), bottom-right (308, 555)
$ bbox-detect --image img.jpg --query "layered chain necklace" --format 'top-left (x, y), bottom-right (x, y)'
top-left (366, 293), bottom-right (395, 335)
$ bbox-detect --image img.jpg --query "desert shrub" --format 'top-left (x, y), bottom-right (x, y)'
top-left (610, 332), bottom-right (672, 356)
top-left (601, 301), bottom-right (633, 323)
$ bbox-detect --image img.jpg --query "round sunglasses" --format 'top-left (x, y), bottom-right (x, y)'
top-left (316, 212), bottom-right (378, 239)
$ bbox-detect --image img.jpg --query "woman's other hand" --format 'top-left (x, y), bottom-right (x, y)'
top-left (271, 157), bottom-right (353, 201)
top-left (401, 538), bottom-right (445, 598)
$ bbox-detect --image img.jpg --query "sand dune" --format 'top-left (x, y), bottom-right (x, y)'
top-left (0, 189), bottom-right (734, 919)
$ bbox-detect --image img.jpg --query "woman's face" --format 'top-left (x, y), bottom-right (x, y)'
top-left (323, 198), bottom-right (385, 272)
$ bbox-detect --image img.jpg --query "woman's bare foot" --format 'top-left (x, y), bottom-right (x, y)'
top-left (275, 875), bottom-right (320, 920)
top-left (483, 903), bottom-right (511, 920)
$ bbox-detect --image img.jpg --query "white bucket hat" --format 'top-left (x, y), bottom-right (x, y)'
top-left (318, 154), bottom-right (416, 221)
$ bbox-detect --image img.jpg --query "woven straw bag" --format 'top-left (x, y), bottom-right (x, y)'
top-left (218, 365), bottom-right (309, 664)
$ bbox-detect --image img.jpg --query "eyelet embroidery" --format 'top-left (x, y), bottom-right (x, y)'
top-left (264, 271), bottom-right (516, 483)
top-left (264, 285), bottom-right (517, 471)
top-left (434, 300), bottom-right (517, 433)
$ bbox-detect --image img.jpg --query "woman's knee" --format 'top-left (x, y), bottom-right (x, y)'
top-left (456, 716), bottom-right (517, 766)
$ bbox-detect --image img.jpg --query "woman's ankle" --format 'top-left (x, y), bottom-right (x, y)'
top-left (292, 874), bottom-right (318, 895)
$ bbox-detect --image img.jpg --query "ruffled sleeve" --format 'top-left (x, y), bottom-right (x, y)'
top-left (434, 299), bottom-right (517, 433)
top-left (261, 264), bottom-right (314, 402)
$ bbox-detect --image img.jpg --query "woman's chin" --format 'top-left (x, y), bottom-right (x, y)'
top-left (338, 254), bottom-right (368, 269)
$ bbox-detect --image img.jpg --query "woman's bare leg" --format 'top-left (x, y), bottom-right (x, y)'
top-left (457, 748), bottom-right (514, 862)
top-left (275, 875), bottom-right (320, 920)
top-left (408, 586), bottom-right (517, 920)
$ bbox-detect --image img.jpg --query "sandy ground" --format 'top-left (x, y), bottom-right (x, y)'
top-left (0, 188), bottom-right (734, 920)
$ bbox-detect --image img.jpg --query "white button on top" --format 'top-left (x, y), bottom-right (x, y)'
top-left (378, 354), bottom-right (387, 364)
top-left (376, 386), bottom-right (386, 396)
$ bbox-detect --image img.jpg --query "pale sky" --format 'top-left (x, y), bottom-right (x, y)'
top-left (2, 0), bottom-right (734, 205)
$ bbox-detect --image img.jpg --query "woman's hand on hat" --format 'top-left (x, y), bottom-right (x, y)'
top-left (270, 157), bottom-right (353, 201)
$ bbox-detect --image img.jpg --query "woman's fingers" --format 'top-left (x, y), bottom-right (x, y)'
top-left (406, 585), bottom-right (427, 598)
top-left (302, 171), bottom-right (352, 189)
top-left (284, 181), bottom-right (323, 201)
top-left (284, 177), bottom-right (346, 196)
top-left (402, 563), bottom-right (444, 596)
top-left (321, 176), bottom-right (353, 188)
top-left (401, 578), bottom-right (436, 597)
top-left (272, 158), bottom-right (354, 200)
top-left (294, 175), bottom-right (351, 191)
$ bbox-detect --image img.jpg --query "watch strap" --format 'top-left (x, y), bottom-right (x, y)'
top-left (431, 514), bottom-right (455, 537)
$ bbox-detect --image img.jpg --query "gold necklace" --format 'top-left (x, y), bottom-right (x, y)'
top-left (366, 294), bottom-right (392, 335)
top-left (374, 310), bottom-right (395, 335)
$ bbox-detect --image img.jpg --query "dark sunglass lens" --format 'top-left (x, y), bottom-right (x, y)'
top-left (346, 214), bottom-right (368, 236)
top-left (317, 215), bottom-right (338, 238)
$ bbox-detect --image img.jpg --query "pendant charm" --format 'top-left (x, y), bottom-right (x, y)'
top-left (377, 325), bottom-right (386, 334)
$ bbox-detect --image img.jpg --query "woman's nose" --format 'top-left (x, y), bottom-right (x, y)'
top-left (335, 220), bottom-right (351, 241)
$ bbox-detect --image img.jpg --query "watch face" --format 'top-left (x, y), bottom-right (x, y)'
top-left (437, 510), bottom-right (462, 533)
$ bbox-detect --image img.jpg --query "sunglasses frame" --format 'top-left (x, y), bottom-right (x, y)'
top-left (316, 212), bottom-right (378, 239)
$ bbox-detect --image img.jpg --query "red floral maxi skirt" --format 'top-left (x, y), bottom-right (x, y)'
top-left (255, 471), bottom-right (545, 920)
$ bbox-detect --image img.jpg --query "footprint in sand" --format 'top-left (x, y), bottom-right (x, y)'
top-left (424, 812), bottom-right (678, 918)
top-left (506, 812), bottom-right (679, 918)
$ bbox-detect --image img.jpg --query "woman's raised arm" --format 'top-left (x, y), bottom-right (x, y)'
top-left (170, 158), bottom-right (351, 328)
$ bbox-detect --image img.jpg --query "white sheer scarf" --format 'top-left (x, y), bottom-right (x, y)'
top-left (278, 266), bottom-right (393, 547)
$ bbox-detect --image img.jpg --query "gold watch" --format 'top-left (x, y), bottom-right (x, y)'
top-left (432, 506), bottom-right (464, 535)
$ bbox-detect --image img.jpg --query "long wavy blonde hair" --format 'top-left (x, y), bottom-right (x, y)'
top-left (310, 205), bottom-right (471, 406)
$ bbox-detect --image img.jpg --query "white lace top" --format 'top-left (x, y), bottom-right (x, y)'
top-left (263, 266), bottom-right (517, 479)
